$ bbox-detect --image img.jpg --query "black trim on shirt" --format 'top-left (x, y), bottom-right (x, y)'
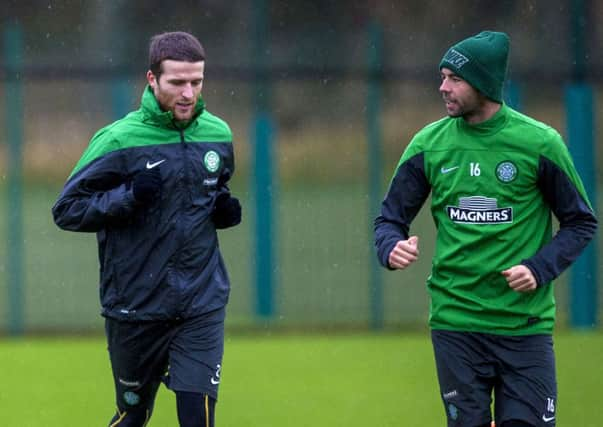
top-left (374, 153), bottom-right (431, 269)
top-left (521, 155), bottom-right (597, 285)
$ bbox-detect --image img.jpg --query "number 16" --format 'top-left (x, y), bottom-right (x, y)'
top-left (470, 162), bottom-right (481, 176)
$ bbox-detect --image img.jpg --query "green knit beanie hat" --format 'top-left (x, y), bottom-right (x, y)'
top-left (439, 31), bottom-right (510, 103)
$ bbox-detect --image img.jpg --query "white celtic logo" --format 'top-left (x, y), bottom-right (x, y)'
top-left (496, 161), bottom-right (517, 183)
top-left (204, 151), bottom-right (220, 173)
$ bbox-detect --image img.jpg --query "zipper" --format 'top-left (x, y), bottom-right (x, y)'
top-left (173, 124), bottom-right (188, 316)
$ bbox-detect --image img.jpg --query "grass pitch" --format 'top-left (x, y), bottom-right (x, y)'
top-left (0, 331), bottom-right (602, 426)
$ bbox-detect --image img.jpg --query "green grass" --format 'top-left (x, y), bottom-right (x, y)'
top-left (1, 332), bottom-right (602, 426)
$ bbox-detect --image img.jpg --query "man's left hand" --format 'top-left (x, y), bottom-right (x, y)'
top-left (212, 193), bottom-right (241, 229)
top-left (501, 265), bottom-right (537, 292)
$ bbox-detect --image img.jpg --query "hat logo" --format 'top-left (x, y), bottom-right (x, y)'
top-left (444, 49), bottom-right (469, 69)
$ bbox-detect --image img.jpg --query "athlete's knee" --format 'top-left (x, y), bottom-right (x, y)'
top-left (108, 407), bottom-right (151, 427)
top-left (176, 391), bottom-right (216, 427)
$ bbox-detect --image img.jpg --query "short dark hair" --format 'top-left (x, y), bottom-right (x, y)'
top-left (148, 31), bottom-right (206, 78)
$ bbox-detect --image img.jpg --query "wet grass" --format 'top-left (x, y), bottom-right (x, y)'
top-left (0, 331), bottom-right (601, 426)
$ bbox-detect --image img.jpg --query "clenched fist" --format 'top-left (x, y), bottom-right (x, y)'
top-left (501, 265), bottom-right (537, 292)
top-left (388, 236), bottom-right (419, 270)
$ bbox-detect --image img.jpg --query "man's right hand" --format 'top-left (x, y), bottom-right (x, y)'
top-left (132, 168), bottom-right (162, 204)
top-left (388, 236), bottom-right (419, 270)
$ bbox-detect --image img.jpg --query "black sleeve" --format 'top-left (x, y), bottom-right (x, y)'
top-left (521, 155), bottom-right (597, 285)
top-left (374, 153), bottom-right (431, 269)
top-left (52, 154), bottom-right (136, 232)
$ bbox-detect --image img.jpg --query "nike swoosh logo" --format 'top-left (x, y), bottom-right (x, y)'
top-left (146, 159), bottom-right (166, 169)
top-left (441, 166), bottom-right (459, 174)
top-left (210, 377), bottom-right (220, 385)
top-left (542, 415), bottom-right (555, 422)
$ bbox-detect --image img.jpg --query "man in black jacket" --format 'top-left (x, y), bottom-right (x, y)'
top-left (53, 31), bottom-right (240, 427)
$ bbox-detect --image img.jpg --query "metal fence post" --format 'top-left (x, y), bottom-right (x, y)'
top-left (4, 22), bottom-right (25, 335)
top-left (567, 0), bottom-right (597, 328)
top-left (367, 21), bottom-right (384, 329)
top-left (252, 0), bottom-right (276, 319)
top-left (566, 84), bottom-right (597, 328)
top-left (504, 79), bottom-right (522, 111)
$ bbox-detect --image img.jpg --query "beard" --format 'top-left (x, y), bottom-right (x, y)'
top-left (444, 99), bottom-right (465, 118)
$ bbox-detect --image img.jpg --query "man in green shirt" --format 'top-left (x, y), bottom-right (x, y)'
top-left (374, 31), bottom-right (597, 427)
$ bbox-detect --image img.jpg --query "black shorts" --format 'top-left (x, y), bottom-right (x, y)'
top-left (431, 330), bottom-right (557, 427)
top-left (105, 308), bottom-right (225, 412)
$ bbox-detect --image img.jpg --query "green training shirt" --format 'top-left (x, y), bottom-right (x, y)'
top-left (375, 104), bottom-right (596, 335)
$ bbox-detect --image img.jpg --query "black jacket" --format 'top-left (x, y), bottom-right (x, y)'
top-left (53, 87), bottom-right (237, 321)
